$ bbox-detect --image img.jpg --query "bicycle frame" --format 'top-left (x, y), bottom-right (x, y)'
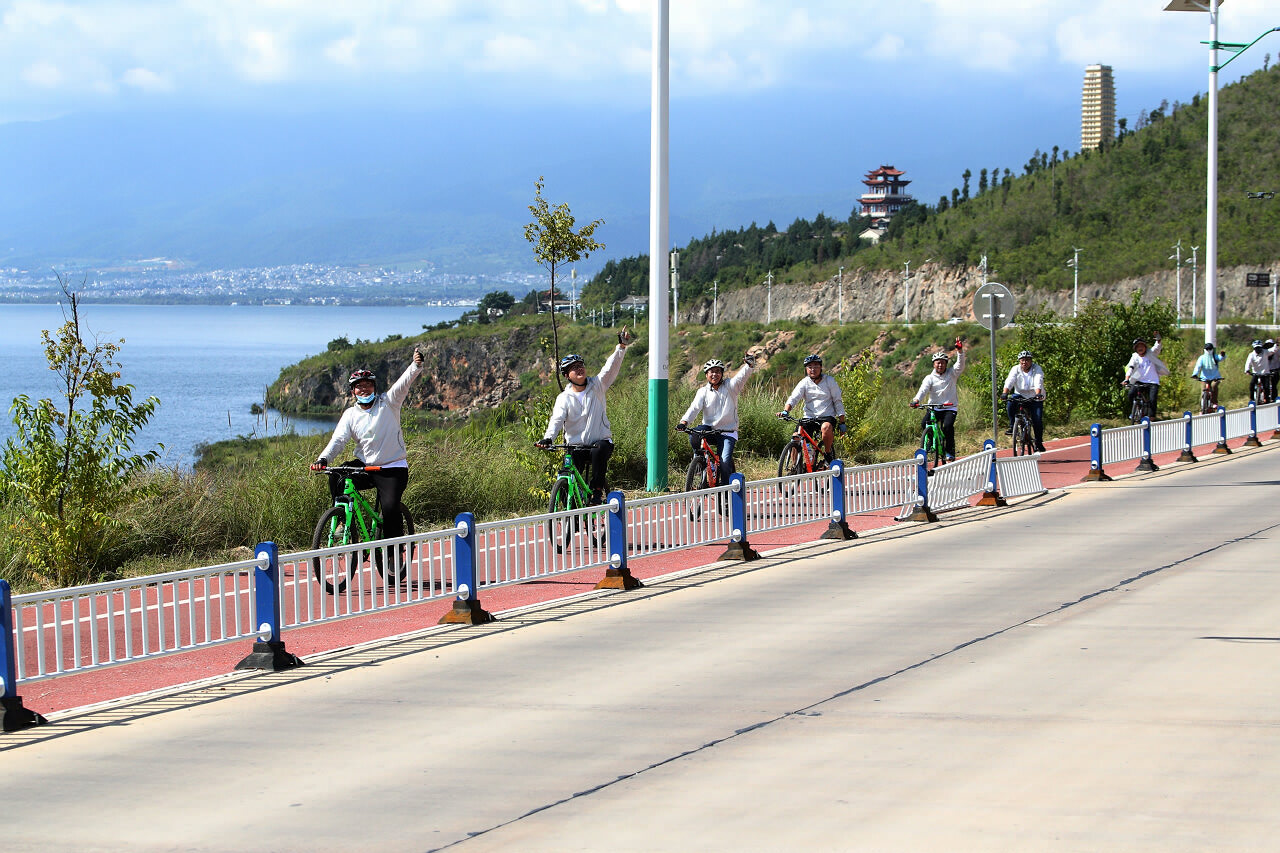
top-left (689, 427), bottom-right (726, 486)
top-left (920, 405), bottom-right (946, 464)
top-left (780, 415), bottom-right (825, 474)
top-left (334, 475), bottom-right (384, 541)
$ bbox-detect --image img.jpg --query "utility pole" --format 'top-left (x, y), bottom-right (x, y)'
top-left (766, 271), bottom-right (773, 324)
top-left (903, 261), bottom-right (912, 324)
top-left (1188, 247), bottom-right (1199, 325)
top-left (646, 0), bottom-right (670, 492)
top-left (1170, 240), bottom-right (1183, 327)
top-left (838, 266), bottom-right (844, 325)
top-left (1066, 248), bottom-right (1082, 317)
top-left (712, 279), bottom-right (718, 325)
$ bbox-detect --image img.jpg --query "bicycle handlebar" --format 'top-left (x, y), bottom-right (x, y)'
top-left (679, 424), bottom-right (729, 436)
top-left (313, 464), bottom-right (382, 475)
top-left (537, 443), bottom-right (594, 451)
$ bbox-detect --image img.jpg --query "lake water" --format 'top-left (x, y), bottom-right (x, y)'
top-left (0, 303), bottom-right (467, 466)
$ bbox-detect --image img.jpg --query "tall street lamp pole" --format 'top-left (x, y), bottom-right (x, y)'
top-left (1188, 246), bottom-right (1199, 324)
top-left (1169, 240), bottom-right (1183, 326)
top-left (838, 265), bottom-right (844, 326)
top-left (646, 0), bottom-right (670, 492)
top-left (903, 258), bottom-right (932, 324)
top-left (1165, 1), bottom-right (1280, 348)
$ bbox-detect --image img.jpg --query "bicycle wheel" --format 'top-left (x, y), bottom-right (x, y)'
top-left (372, 506), bottom-right (415, 586)
top-left (1013, 418), bottom-right (1034, 456)
top-left (685, 457), bottom-right (708, 492)
top-left (547, 478), bottom-right (575, 554)
top-left (777, 441), bottom-right (803, 478)
top-left (1200, 388), bottom-right (1213, 415)
top-left (311, 506), bottom-right (357, 595)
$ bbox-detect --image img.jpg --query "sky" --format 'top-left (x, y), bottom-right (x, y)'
top-left (1, 0), bottom-right (1277, 272)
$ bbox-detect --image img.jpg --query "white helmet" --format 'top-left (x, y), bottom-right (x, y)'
top-left (702, 359), bottom-right (726, 372)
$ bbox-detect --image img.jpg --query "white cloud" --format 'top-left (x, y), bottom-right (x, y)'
top-left (121, 67), bottom-right (173, 92)
top-left (20, 61), bottom-right (61, 88)
top-left (868, 34), bottom-right (906, 62)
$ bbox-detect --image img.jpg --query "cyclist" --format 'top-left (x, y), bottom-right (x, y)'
top-left (1191, 342), bottom-right (1226, 409)
top-left (1266, 339), bottom-right (1278, 402)
top-left (1122, 335), bottom-right (1167, 421)
top-left (677, 353), bottom-right (757, 477)
top-left (911, 339), bottom-right (967, 462)
top-left (1001, 350), bottom-right (1046, 452)
top-left (534, 330), bottom-right (633, 505)
top-left (1245, 339), bottom-right (1269, 402)
top-left (777, 354), bottom-right (848, 463)
top-left (311, 346), bottom-right (425, 541)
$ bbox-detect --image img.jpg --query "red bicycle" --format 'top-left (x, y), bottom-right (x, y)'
top-left (776, 414), bottom-right (828, 477)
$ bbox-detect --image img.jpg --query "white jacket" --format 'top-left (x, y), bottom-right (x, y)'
top-left (680, 362), bottom-right (755, 437)
top-left (544, 345), bottom-right (627, 445)
top-left (784, 373), bottom-right (845, 419)
top-left (321, 359), bottom-right (423, 467)
top-left (912, 349), bottom-right (968, 410)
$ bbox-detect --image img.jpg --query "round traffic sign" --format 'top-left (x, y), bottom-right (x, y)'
top-left (973, 282), bottom-right (1016, 331)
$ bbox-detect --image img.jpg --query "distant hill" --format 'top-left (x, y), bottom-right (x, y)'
top-left (581, 64), bottom-right (1280, 308)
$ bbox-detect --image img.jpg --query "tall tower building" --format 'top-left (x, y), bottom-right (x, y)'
top-left (1081, 64), bottom-right (1115, 151)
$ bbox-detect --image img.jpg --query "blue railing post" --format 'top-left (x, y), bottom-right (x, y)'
top-left (1, 580), bottom-right (46, 732)
top-left (235, 542), bottom-right (303, 671)
top-left (1083, 423), bottom-right (1111, 481)
top-left (1178, 411), bottom-right (1198, 463)
top-left (977, 439), bottom-right (1006, 506)
top-left (1214, 405), bottom-right (1231, 454)
top-left (821, 460), bottom-right (856, 540)
top-left (439, 513), bottom-right (493, 623)
top-left (719, 473), bottom-right (760, 561)
top-left (1136, 417), bottom-right (1158, 472)
top-left (906, 449), bottom-right (938, 522)
top-left (1245, 400), bottom-right (1263, 447)
top-left (596, 491), bottom-right (642, 589)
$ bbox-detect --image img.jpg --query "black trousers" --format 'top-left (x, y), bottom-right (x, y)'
top-left (569, 440), bottom-right (613, 499)
top-left (330, 462), bottom-right (409, 538)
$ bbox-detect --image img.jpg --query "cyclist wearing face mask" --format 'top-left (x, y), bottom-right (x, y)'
top-left (311, 347), bottom-right (425, 540)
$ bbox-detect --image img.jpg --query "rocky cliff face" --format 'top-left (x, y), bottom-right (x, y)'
top-left (682, 262), bottom-right (1275, 325)
top-left (267, 323), bottom-right (551, 419)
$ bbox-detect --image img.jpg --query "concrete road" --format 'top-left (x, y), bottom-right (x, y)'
top-left (5, 445), bottom-right (1280, 852)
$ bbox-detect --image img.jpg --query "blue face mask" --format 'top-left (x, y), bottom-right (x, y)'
top-left (355, 393), bottom-right (376, 405)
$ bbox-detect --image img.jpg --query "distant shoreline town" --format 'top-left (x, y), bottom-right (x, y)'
top-left (0, 262), bottom-right (540, 305)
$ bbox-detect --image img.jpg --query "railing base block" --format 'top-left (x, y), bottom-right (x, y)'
top-left (235, 640), bottom-right (304, 672)
top-left (1135, 459), bottom-right (1159, 472)
top-left (718, 541), bottom-right (761, 562)
top-left (1213, 442), bottom-right (1232, 455)
top-left (1177, 450), bottom-right (1198, 463)
top-left (1082, 468), bottom-right (1112, 482)
top-left (438, 598), bottom-right (495, 625)
top-left (595, 568), bottom-right (644, 590)
top-left (905, 504), bottom-right (939, 523)
top-left (821, 521), bottom-right (857, 540)
top-left (976, 490), bottom-right (1006, 507)
top-left (2, 695), bottom-right (48, 733)
top-left (1244, 436), bottom-right (1263, 447)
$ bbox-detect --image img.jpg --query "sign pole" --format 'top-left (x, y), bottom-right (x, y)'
top-left (989, 294), bottom-right (999, 447)
top-left (973, 282), bottom-right (1015, 449)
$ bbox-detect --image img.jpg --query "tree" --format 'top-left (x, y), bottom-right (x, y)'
top-left (476, 290), bottom-right (517, 323)
top-left (1, 280), bottom-right (162, 587)
top-left (962, 169), bottom-right (972, 201)
top-left (524, 176), bottom-right (605, 388)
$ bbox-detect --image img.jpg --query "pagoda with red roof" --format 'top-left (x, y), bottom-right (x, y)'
top-left (859, 165), bottom-right (914, 229)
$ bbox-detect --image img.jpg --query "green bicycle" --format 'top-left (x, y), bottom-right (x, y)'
top-left (542, 444), bottom-right (605, 554)
top-left (310, 464), bottom-right (415, 595)
top-left (916, 404), bottom-right (947, 472)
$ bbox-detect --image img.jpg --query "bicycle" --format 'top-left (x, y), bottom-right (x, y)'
top-left (1249, 373), bottom-right (1269, 405)
top-left (1003, 394), bottom-right (1039, 456)
top-left (916, 404), bottom-right (948, 471)
top-left (1123, 381), bottom-right (1154, 423)
top-left (542, 444), bottom-right (606, 554)
top-left (1193, 376), bottom-right (1218, 414)
top-left (776, 414), bottom-right (829, 478)
top-left (678, 424), bottom-right (730, 521)
top-left (310, 465), bottom-right (415, 595)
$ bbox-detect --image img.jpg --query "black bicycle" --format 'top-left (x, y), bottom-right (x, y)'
top-left (1123, 381), bottom-right (1155, 424)
top-left (1004, 394), bottom-right (1039, 456)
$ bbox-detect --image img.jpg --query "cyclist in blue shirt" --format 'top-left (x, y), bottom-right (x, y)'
top-left (1191, 342), bottom-right (1226, 409)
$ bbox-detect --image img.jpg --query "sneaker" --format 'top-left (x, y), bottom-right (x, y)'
top-left (1035, 443), bottom-right (1046, 453)
top-left (944, 455), bottom-right (955, 463)
top-left (1003, 428), bottom-right (1012, 436)
top-left (588, 490), bottom-right (605, 507)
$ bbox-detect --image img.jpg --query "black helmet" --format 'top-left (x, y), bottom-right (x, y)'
top-left (1132, 338), bottom-right (1147, 348)
top-left (803, 354), bottom-right (823, 365)
top-left (1204, 342), bottom-right (1215, 351)
top-left (559, 354), bottom-right (585, 374)
top-left (348, 369), bottom-right (376, 388)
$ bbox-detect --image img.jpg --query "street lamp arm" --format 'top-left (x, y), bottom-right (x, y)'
top-left (1206, 27), bottom-right (1280, 72)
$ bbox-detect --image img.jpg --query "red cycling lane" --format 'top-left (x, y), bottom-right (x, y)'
top-left (16, 428), bottom-right (1274, 717)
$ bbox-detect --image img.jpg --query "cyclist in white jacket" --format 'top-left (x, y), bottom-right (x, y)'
top-left (678, 353), bottom-right (757, 476)
top-left (778, 354), bottom-right (847, 462)
top-left (535, 330), bottom-right (633, 504)
top-left (312, 347), bottom-right (425, 540)
top-left (911, 339), bottom-right (967, 461)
